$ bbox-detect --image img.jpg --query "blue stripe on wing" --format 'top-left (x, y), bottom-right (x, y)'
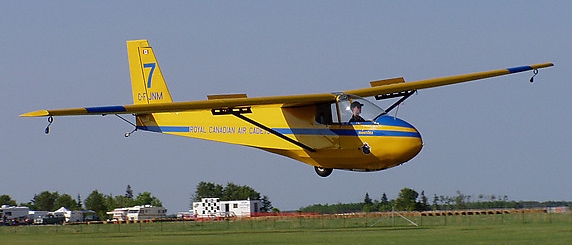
top-left (85, 106), bottom-right (127, 113)
top-left (506, 66), bottom-right (533, 73)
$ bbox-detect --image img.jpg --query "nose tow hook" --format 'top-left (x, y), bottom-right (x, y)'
top-left (360, 143), bottom-right (371, 155)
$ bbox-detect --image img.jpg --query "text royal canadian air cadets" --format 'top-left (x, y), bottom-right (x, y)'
top-left (189, 126), bottom-right (271, 135)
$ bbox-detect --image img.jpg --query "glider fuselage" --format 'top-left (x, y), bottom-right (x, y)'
top-left (136, 101), bottom-right (423, 172)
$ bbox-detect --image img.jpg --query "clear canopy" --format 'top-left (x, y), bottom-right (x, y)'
top-left (337, 95), bottom-right (386, 124)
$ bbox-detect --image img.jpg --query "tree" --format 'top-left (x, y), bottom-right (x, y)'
top-left (54, 194), bottom-right (78, 210)
top-left (394, 188), bottom-right (418, 211)
top-left (105, 194), bottom-right (116, 211)
top-left (76, 194), bottom-right (83, 210)
top-left (125, 185), bottom-right (134, 199)
top-left (192, 181), bottom-right (224, 201)
top-left (221, 183), bottom-right (260, 201)
top-left (221, 182), bottom-right (242, 201)
top-left (114, 195), bottom-right (134, 208)
top-left (454, 190), bottom-right (467, 210)
top-left (364, 192), bottom-right (373, 205)
top-left (379, 193), bottom-right (391, 212)
top-left (432, 194), bottom-right (440, 210)
top-left (260, 195), bottom-right (273, 212)
top-left (362, 192), bottom-right (374, 212)
top-left (0, 194), bottom-right (17, 206)
top-left (192, 182), bottom-right (262, 201)
top-left (35, 191), bottom-right (59, 211)
top-left (84, 190), bottom-right (107, 219)
top-left (20, 194), bottom-right (37, 210)
top-left (135, 192), bottom-right (162, 207)
top-left (417, 191), bottom-right (430, 211)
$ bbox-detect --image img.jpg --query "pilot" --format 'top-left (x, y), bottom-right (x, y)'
top-left (349, 101), bottom-right (366, 123)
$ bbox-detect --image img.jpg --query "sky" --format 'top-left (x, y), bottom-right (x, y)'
top-left (2, 1), bottom-right (571, 213)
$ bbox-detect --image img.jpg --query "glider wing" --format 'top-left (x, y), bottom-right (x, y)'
top-left (344, 63), bottom-right (554, 98)
top-left (20, 93), bottom-right (337, 117)
top-left (21, 63), bottom-right (553, 117)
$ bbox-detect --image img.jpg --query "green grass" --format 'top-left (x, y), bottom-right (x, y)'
top-left (2, 213), bottom-right (572, 245)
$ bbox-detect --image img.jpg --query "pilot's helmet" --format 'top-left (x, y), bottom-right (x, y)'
top-left (351, 101), bottom-right (364, 109)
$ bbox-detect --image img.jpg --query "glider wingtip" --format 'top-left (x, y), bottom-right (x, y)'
top-left (506, 62), bottom-right (554, 74)
top-left (535, 62), bottom-right (554, 68)
top-left (20, 110), bottom-right (50, 117)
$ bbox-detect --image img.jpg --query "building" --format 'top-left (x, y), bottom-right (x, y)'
top-left (192, 198), bottom-right (262, 218)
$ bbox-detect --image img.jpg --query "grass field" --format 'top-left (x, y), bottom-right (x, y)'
top-left (2, 213), bottom-right (571, 244)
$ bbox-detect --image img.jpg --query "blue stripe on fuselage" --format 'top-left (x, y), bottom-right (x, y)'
top-left (273, 128), bottom-right (338, 136)
top-left (137, 126), bottom-right (190, 133)
top-left (333, 129), bottom-right (421, 138)
top-left (273, 128), bottom-right (421, 138)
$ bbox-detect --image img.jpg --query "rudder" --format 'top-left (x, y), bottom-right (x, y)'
top-left (127, 39), bottom-right (173, 104)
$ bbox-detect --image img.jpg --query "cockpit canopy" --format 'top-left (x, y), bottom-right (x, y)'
top-left (315, 94), bottom-right (387, 125)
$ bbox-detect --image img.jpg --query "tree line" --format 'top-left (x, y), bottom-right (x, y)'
top-left (1, 182), bottom-right (275, 218)
top-left (0, 185), bottom-right (162, 219)
top-left (299, 187), bottom-right (572, 214)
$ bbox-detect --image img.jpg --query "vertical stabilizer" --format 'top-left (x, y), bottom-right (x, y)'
top-left (127, 40), bottom-right (173, 104)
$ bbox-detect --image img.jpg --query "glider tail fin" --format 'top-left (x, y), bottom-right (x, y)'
top-left (127, 40), bottom-right (173, 105)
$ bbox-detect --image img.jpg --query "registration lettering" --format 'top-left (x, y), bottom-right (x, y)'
top-left (137, 92), bottom-right (147, 101)
top-left (149, 92), bottom-right (163, 100)
top-left (137, 92), bottom-right (163, 101)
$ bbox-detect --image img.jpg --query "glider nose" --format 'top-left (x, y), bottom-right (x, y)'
top-left (376, 116), bottom-right (423, 163)
top-left (406, 130), bottom-right (423, 161)
top-left (397, 118), bottom-right (423, 162)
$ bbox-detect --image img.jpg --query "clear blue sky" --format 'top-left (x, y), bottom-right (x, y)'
top-left (2, 1), bottom-right (570, 213)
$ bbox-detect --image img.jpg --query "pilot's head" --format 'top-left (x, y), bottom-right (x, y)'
top-left (351, 101), bottom-right (364, 110)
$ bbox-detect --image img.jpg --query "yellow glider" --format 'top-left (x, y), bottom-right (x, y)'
top-left (21, 39), bottom-right (553, 177)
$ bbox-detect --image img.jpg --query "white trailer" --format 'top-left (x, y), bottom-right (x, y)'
top-left (0, 205), bottom-right (30, 219)
top-left (126, 205), bottom-right (167, 221)
top-left (53, 207), bottom-right (92, 223)
top-left (107, 208), bottom-right (128, 221)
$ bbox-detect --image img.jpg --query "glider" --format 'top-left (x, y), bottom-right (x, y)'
top-left (21, 39), bottom-right (553, 177)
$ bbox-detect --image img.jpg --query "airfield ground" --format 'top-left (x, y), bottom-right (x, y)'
top-left (1, 212), bottom-right (571, 244)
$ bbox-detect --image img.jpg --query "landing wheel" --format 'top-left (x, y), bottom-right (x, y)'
top-left (314, 166), bottom-right (333, 177)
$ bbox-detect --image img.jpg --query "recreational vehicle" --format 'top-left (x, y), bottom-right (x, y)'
top-left (126, 205), bottom-right (167, 221)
